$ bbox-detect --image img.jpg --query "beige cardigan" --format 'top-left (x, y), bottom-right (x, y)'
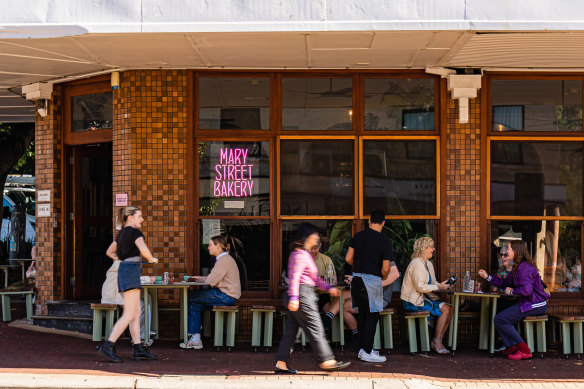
top-left (202, 253), bottom-right (241, 300)
top-left (400, 257), bottom-right (438, 307)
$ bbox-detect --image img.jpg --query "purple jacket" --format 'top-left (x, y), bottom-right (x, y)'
top-left (487, 262), bottom-right (550, 313)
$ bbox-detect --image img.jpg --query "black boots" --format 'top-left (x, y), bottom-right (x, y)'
top-left (98, 340), bottom-right (122, 363)
top-left (132, 343), bottom-right (157, 360)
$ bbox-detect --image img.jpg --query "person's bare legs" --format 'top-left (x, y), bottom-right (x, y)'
top-left (342, 298), bottom-right (358, 330)
top-left (432, 303), bottom-right (453, 351)
top-left (108, 289), bottom-right (142, 344)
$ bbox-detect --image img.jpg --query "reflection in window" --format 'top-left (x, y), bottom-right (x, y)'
top-left (280, 139), bottom-right (354, 215)
top-left (491, 79), bottom-right (583, 132)
top-left (281, 220), bottom-right (353, 284)
top-left (71, 92), bottom-right (112, 132)
top-left (199, 141), bottom-right (270, 216)
top-left (199, 219), bottom-right (270, 291)
top-left (282, 78), bottom-right (352, 130)
top-left (381, 219), bottom-right (435, 273)
top-left (364, 78), bottom-right (434, 131)
top-left (198, 77), bottom-right (270, 130)
top-left (490, 142), bottom-right (582, 217)
top-left (363, 140), bottom-right (436, 215)
top-left (490, 221), bottom-right (582, 292)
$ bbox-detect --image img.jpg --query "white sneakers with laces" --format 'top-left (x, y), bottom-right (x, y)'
top-left (179, 335), bottom-right (203, 350)
top-left (358, 348), bottom-right (386, 362)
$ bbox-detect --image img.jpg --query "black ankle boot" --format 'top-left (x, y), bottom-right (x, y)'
top-left (132, 343), bottom-right (157, 360)
top-left (98, 340), bottom-right (122, 363)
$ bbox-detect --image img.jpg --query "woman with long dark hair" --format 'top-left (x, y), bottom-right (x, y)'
top-left (274, 223), bottom-right (351, 373)
top-left (98, 206), bottom-right (158, 362)
top-left (479, 240), bottom-right (550, 360)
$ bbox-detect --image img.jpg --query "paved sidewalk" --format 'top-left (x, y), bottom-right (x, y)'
top-left (1, 303), bottom-right (583, 388)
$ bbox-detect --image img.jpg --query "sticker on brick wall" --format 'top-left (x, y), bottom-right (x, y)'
top-left (38, 190), bottom-right (50, 202)
top-left (115, 193), bottom-right (128, 206)
top-left (38, 203), bottom-right (50, 217)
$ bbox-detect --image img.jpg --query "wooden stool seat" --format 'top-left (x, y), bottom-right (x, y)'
top-left (522, 315), bottom-right (548, 358)
top-left (404, 311), bottom-right (430, 354)
top-left (551, 314), bottom-right (584, 359)
top-left (212, 305), bottom-right (239, 351)
top-left (374, 308), bottom-right (395, 352)
top-left (251, 306), bottom-right (276, 352)
top-left (90, 303), bottom-right (119, 342)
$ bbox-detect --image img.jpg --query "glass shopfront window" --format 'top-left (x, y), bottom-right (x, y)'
top-left (282, 78), bottom-right (353, 131)
top-left (280, 139), bottom-right (354, 215)
top-left (198, 77), bottom-right (270, 130)
top-left (490, 141), bottom-right (582, 217)
top-left (491, 79), bottom-right (583, 132)
top-left (490, 220), bottom-right (582, 293)
top-left (198, 141), bottom-right (270, 216)
top-left (363, 139), bottom-right (437, 216)
top-left (364, 78), bottom-right (435, 131)
top-left (71, 92), bottom-right (112, 132)
top-left (199, 219), bottom-right (270, 292)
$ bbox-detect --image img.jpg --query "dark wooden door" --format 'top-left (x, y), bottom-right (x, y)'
top-left (70, 143), bottom-right (112, 300)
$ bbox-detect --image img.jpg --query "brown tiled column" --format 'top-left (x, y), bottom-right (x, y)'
top-left (34, 86), bottom-right (63, 315)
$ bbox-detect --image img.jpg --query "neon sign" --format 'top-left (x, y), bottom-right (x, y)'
top-left (213, 148), bottom-right (254, 197)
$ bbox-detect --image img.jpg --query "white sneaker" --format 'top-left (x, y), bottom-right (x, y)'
top-left (179, 337), bottom-right (203, 349)
top-left (359, 350), bottom-right (386, 363)
top-left (358, 348), bottom-right (365, 359)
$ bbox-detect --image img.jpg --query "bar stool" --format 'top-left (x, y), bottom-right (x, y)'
top-left (404, 311), bottom-right (431, 354)
top-left (523, 315), bottom-right (548, 359)
top-left (373, 308), bottom-right (394, 353)
top-left (90, 303), bottom-right (119, 342)
top-left (551, 314), bottom-right (584, 359)
top-left (250, 305), bottom-right (276, 352)
top-left (212, 305), bottom-right (239, 351)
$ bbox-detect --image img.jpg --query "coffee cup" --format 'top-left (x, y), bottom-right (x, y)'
top-left (184, 275), bottom-right (190, 281)
top-left (155, 276), bottom-right (162, 283)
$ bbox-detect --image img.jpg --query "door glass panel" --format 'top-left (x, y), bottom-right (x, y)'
top-left (71, 92), bottom-right (113, 132)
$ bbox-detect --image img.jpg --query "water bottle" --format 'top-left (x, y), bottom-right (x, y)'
top-left (463, 271), bottom-right (471, 292)
top-left (327, 263), bottom-right (334, 285)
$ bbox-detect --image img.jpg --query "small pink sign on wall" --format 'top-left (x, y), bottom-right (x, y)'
top-left (115, 194), bottom-right (128, 206)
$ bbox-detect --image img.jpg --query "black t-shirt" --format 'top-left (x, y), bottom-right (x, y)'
top-left (115, 226), bottom-right (144, 260)
top-left (350, 228), bottom-right (394, 278)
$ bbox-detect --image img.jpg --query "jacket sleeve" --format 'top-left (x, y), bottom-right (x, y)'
top-left (287, 252), bottom-right (306, 302)
top-left (411, 261), bottom-right (438, 293)
top-left (511, 264), bottom-right (535, 297)
top-left (487, 271), bottom-right (513, 289)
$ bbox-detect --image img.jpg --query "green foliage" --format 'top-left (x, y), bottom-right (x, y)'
top-left (10, 140), bottom-right (34, 175)
top-left (383, 220), bottom-right (431, 273)
top-left (323, 220), bottom-right (352, 273)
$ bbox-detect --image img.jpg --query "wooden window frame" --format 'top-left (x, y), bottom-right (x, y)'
top-left (63, 78), bottom-right (113, 145)
top-left (486, 72), bottom-right (584, 137)
top-left (484, 72), bottom-right (584, 299)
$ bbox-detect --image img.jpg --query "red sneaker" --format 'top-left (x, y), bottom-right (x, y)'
top-left (508, 350), bottom-right (532, 360)
top-left (501, 345), bottom-right (517, 355)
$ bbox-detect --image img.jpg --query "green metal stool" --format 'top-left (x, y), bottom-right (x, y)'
top-left (373, 308), bottom-right (394, 353)
top-left (523, 315), bottom-right (548, 359)
top-left (552, 314), bottom-right (584, 360)
top-left (250, 305), bottom-right (276, 352)
top-left (281, 311), bottom-right (308, 352)
top-left (404, 310), bottom-right (430, 354)
top-left (1, 289), bottom-right (34, 322)
top-left (212, 305), bottom-right (239, 352)
top-left (90, 303), bottom-right (118, 342)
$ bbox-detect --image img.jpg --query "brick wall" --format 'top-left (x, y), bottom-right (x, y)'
top-left (34, 86), bottom-right (63, 315)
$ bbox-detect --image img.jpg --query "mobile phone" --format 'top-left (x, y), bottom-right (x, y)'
top-left (446, 275), bottom-right (457, 285)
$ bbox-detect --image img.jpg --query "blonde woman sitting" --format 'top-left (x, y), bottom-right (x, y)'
top-left (401, 237), bottom-right (453, 354)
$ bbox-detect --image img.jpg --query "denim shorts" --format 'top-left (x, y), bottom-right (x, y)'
top-left (118, 261), bottom-right (142, 292)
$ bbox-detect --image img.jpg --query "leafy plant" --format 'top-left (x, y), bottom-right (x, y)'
top-left (323, 220), bottom-right (352, 273)
top-left (383, 220), bottom-right (432, 273)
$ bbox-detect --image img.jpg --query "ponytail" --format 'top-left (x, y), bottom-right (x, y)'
top-left (116, 206), bottom-right (140, 229)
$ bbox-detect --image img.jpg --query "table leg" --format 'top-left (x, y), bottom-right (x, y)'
top-left (2, 269), bottom-right (8, 288)
top-left (489, 298), bottom-right (498, 357)
top-left (479, 296), bottom-right (489, 350)
top-left (152, 289), bottom-right (159, 339)
top-left (19, 261), bottom-right (25, 281)
top-left (451, 294), bottom-right (460, 356)
top-left (447, 294), bottom-right (454, 347)
top-left (338, 288), bottom-right (344, 349)
top-left (182, 287), bottom-right (188, 344)
top-left (143, 287), bottom-right (151, 344)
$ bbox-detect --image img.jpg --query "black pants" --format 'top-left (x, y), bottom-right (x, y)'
top-left (276, 285), bottom-right (335, 363)
top-left (351, 276), bottom-right (379, 354)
